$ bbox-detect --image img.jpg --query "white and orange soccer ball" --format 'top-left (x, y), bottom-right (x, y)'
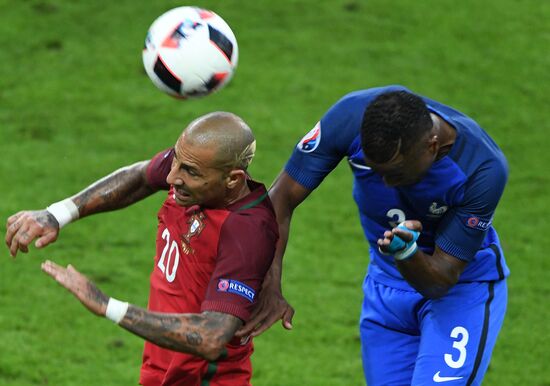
top-left (142, 6), bottom-right (238, 99)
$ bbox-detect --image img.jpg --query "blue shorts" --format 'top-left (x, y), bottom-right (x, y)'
top-left (359, 275), bottom-right (507, 386)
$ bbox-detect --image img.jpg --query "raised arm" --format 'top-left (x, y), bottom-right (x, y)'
top-left (6, 160), bottom-right (158, 257)
top-left (236, 171), bottom-right (311, 338)
top-left (41, 260), bottom-right (241, 361)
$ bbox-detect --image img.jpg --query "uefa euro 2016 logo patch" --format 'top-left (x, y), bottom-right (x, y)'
top-left (217, 279), bottom-right (255, 302)
top-left (297, 122), bottom-right (321, 153)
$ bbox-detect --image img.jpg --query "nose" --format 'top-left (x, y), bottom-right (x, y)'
top-left (166, 165), bottom-right (183, 186)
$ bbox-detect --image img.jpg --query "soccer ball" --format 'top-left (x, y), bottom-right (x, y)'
top-left (142, 6), bottom-right (238, 99)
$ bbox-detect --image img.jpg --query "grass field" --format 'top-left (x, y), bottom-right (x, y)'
top-left (1, 0), bottom-right (549, 385)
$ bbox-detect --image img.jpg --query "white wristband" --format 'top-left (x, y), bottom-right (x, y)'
top-left (105, 298), bottom-right (129, 324)
top-left (46, 198), bottom-right (79, 228)
top-left (394, 242), bottom-right (418, 261)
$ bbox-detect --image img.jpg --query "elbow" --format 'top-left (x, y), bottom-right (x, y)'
top-left (165, 334), bottom-right (226, 361)
top-left (198, 340), bottom-right (227, 362)
top-left (417, 276), bottom-right (458, 299)
top-left (419, 285), bottom-right (451, 299)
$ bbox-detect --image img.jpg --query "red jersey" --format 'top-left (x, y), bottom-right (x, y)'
top-left (140, 149), bottom-right (278, 386)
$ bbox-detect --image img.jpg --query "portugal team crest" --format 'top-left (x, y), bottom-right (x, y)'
top-left (297, 122), bottom-right (321, 153)
top-left (181, 212), bottom-right (205, 254)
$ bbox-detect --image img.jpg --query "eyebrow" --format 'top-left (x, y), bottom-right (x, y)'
top-left (173, 152), bottom-right (202, 175)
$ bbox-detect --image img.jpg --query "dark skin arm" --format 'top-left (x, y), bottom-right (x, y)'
top-left (237, 171), bottom-right (309, 338)
top-left (5, 160), bottom-right (157, 257)
top-left (236, 172), bottom-right (467, 336)
top-left (378, 220), bottom-right (467, 299)
top-left (41, 260), bottom-right (241, 362)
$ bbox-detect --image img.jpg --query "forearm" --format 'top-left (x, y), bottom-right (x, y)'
top-left (119, 306), bottom-right (238, 361)
top-left (70, 161), bottom-right (156, 218)
top-left (395, 250), bottom-right (462, 299)
top-left (267, 220), bottom-right (290, 287)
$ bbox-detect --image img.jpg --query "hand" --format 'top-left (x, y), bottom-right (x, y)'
top-left (235, 278), bottom-right (295, 340)
top-left (5, 210), bottom-right (60, 257)
top-left (377, 220), bottom-right (423, 254)
top-left (41, 260), bottom-right (109, 317)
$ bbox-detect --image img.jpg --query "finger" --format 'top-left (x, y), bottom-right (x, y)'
top-left (41, 260), bottom-right (61, 276)
top-left (402, 220), bottom-right (422, 232)
top-left (6, 212), bottom-right (23, 227)
top-left (393, 229), bottom-right (413, 242)
top-left (5, 217), bottom-right (22, 250)
top-left (41, 260), bottom-right (68, 282)
top-left (235, 309), bottom-right (270, 337)
top-left (9, 226), bottom-right (24, 257)
top-left (384, 230), bottom-right (393, 238)
top-left (10, 226), bottom-right (33, 256)
top-left (282, 307), bottom-right (295, 330)
top-left (377, 238), bottom-right (390, 247)
top-left (394, 225), bottom-right (420, 242)
top-left (249, 317), bottom-right (277, 337)
top-left (35, 231), bottom-right (57, 248)
top-left (250, 309), bottom-right (292, 337)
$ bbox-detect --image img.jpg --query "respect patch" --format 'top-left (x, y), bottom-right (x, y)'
top-left (462, 215), bottom-right (492, 231)
top-left (217, 279), bottom-right (255, 302)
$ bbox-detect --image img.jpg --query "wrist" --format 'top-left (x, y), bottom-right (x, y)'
top-left (105, 297), bottom-right (129, 324)
top-left (393, 241), bottom-right (418, 261)
top-left (46, 198), bottom-right (79, 228)
top-left (385, 223), bottom-right (420, 261)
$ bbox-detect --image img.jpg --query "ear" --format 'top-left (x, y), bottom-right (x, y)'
top-left (428, 134), bottom-right (439, 156)
top-left (225, 169), bottom-right (246, 189)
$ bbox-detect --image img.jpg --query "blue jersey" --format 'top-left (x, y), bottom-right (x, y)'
top-left (285, 85), bottom-right (509, 290)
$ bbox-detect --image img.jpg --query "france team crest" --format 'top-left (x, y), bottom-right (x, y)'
top-left (297, 122), bottom-right (321, 153)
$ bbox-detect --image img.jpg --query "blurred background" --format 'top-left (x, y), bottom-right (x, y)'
top-left (0, 0), bottom-right (548, 385)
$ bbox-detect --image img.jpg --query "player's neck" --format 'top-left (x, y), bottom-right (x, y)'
top-left (224, 181), bottom-right (251, 206)
top-left (433, 114), bottom-right (456, 160)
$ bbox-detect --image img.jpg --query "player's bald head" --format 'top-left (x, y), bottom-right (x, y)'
top-left (180, 112), bottom-right (256, 171)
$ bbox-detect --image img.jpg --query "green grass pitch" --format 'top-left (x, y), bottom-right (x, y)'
top-left (0, 0), bottom-right (548, 385)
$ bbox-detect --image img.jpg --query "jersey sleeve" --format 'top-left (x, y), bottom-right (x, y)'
top-left (284, 86), bottom-right (409, 190)
top-left (284, 95), bottom-right (363, 190)
top-left (201, 212), bottom-right (278, 321)
top-left (435, 158), bottom-right (508, 261)
top-left (145, 148), bottom-right (174, 191)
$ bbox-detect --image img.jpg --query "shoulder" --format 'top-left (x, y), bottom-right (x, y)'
top-left (327, 85), bottom-right (411, 117)
top-left (223, 182), bottom-right (278, 237)
top-left (146, 148), bottom-right (174, 190)
top-left (317, 85), bottom-right (412, 152)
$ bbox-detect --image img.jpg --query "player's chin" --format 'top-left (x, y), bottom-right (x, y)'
top-left (173, 191), bottom-right (194, 206)
top-left (384, 176), bottom-right (420, 187)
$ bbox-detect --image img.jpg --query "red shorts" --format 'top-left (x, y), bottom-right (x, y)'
top-left (140, 341), bottom-right (253, 386)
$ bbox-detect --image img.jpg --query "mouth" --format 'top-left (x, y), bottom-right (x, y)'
top-left (173, 189), bottom-right (191, 202)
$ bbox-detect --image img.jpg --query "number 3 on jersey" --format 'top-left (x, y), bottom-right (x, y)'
top-left (445, 326), bottom-right (469, 368)
top-left (158, 228), bottom-right (180, 282)
top-left (386, 208), bottom-right (406, 228)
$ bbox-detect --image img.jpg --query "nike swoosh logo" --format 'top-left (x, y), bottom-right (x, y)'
top-left (433, 371), bottom-right (463, 382)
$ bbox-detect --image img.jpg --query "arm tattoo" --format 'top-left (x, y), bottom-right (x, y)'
top-left (37, 211), bottom-right (60, 228)
top-left (71, 161), bottom-right (157, 217)
top-left (118, 306), bottom-right (242, 360)
top-left (86, 282), bottom-right (109, 308)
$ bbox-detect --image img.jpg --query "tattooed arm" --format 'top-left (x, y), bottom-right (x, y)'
top-left (71, 161), bottom-right (156, 217)
top-left (6, 160), bottom-right (157, 257)
top-left (41, 260), bottom-right (242, 361)
top-left (120, 308), bottom-right (241, 361)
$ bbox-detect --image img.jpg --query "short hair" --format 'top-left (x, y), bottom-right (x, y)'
top-left (360, 90), bottom-right (433, 163)
top-left (184, 112), bottom-right (256, 172)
